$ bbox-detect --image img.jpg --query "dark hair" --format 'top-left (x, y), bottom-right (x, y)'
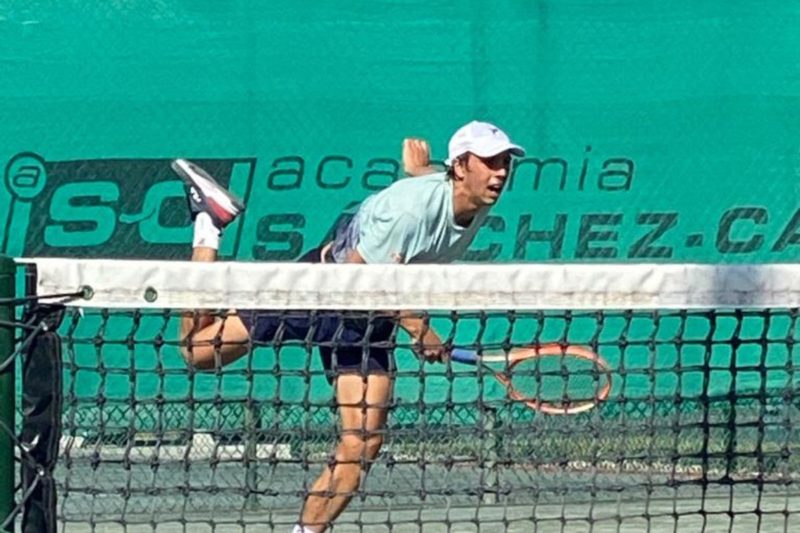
top-left (446, 153), bottom-right (471, 180)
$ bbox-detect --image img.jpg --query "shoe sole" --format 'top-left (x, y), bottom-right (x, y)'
top-left (171, 159), bottom-right (245, 214)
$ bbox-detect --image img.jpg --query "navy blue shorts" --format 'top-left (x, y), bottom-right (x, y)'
top-left (237, 248), bottom-right (396, 380)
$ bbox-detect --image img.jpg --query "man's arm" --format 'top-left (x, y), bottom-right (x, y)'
top-left (345, 248), bottom-right (448, 362)
top-left (402, 138), bottom-right (438, 177)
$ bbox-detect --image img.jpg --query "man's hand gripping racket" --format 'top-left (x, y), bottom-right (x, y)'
top-left (451, 343), bottom-right (612, 415)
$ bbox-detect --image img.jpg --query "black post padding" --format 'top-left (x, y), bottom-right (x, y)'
top-left (20, 304), bottom-right (64, 533)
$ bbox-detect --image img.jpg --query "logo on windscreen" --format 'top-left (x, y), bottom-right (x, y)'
top-left (1, 153), bottom-right (256, 259)
top-left (3, 152), bottom-right (798, 261)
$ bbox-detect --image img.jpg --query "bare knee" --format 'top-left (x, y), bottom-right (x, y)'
top-left (180, 341), bottom-right (215, 370)
top-left (181, 341), bottom-right (249, 370)
top-left (178, 314), bottom-right (250, 369)
top-left (337, 432), bottom-right (384, 465)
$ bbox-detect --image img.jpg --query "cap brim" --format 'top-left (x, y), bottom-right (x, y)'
top-left (445, 143), bottom-right (525, 167)
top-left (471, 142), bottom-right (526, 160)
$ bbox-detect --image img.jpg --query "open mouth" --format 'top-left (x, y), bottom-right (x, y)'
top-left (487, 183), bottom-right (503, 195)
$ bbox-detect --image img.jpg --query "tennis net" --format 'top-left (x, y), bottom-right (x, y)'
top-left (2, 258), bottom-right (799, 532)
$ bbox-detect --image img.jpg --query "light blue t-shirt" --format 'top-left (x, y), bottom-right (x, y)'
top-left (330, 173), bottom-right (488, 264)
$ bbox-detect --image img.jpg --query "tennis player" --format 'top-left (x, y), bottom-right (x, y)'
top-left (173, 120), bottom-right (524, 533)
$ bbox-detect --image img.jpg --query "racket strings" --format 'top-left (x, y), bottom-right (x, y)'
top-left (508, 352), bottom-right (610, 406)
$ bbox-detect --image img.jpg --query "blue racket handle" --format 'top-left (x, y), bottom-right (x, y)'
top-left (450, 348), bottom-right (479, 364)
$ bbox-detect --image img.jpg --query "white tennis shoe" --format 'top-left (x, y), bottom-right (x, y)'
top-left (171, 159), bottom-right (245, 228)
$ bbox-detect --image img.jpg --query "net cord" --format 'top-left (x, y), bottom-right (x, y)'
top-left (17, 258), bottom-right (800, 311)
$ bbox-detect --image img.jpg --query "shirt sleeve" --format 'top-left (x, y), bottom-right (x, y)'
top-left (355, 211), bottom-right (421, 264)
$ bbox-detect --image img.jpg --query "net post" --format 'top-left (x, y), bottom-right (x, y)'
top-left (481, 405), bottom-right (499, 506)
top-left (0, 256), bottom-right (15, 532)
top-left (244, 400), bottom-right (262, 511)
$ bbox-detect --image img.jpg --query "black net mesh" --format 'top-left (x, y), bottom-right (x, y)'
top-left (42, 308), bottom-right (800, 530)
top-left (4, 263), bottom-right (800, 531)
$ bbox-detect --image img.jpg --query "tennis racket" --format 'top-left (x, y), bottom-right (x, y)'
top-left (451, 343), bottom-right (612, 415)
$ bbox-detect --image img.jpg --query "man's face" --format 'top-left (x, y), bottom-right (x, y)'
top-left (455, 151), bottom-right (512, 206)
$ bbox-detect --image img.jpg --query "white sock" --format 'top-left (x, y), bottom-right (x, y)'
top-left (193, 212), bottom-right (221, 250)
top-left (291, 525), bottom-right (316, 533)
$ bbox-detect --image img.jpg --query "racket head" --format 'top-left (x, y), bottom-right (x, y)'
top-left (493, 343), bottom-right (612, 415)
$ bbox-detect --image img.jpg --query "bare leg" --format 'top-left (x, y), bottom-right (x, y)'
top-left (172, 159), bottom-right (249, 368)
top-left (180, 246), bottom-right (218, 342)
top-left (298, 373), bottom-right (393, 532)
top-left (180, 245), bottom-right (250, 369)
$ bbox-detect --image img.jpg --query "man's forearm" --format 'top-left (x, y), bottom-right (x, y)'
top-left (398, 313), bottom-right (447, 362)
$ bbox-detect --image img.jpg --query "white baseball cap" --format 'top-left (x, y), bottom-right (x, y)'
top-left (445, 120), bottom-right (525, 166)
